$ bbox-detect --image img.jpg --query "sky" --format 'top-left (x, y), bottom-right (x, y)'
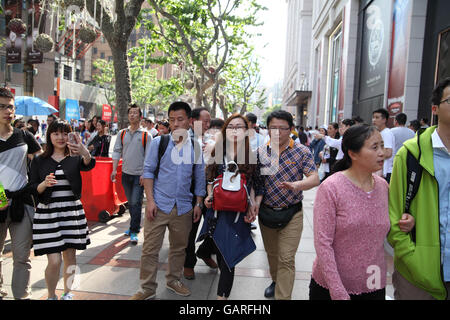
top-left (251, 0), bottom-right (288, 88)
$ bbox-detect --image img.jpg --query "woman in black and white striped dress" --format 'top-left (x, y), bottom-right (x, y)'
top-left (30, 120), bottom-right (95, 300)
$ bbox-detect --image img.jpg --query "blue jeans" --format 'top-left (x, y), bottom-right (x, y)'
top-left (121, 173), bottom-right (144, 233)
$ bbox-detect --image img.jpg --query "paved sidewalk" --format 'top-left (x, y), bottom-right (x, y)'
top-left (0, 187), bottom-right (394, 300)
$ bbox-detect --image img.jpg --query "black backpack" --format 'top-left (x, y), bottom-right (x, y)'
top-left (404, 129), bottom-right (424, 242)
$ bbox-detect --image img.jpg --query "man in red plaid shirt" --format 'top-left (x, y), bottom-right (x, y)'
top-left (254, 110), bottom-right (319, 300)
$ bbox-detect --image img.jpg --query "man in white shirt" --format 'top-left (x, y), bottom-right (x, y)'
top-left (372, 108), bottom-right (395, 182)
top-left (391, 113), bottom-right (415, 156)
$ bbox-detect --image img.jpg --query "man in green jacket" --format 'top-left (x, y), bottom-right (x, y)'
top-left (388, 77), bottom-right (450, 300)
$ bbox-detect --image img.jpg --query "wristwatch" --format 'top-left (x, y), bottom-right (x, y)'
top-left (195, 202), bottom-right (203, 209)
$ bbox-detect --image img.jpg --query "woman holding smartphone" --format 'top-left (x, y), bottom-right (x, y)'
top-left (30, 120), bottom-right (95, 300)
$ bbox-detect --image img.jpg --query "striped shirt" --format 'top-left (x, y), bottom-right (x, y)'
top-left (255, 139), bottom-right (316, 208)
top-left (33, 164), bottom-right (90, 256)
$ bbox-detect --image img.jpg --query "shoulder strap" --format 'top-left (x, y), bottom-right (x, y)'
top-left (405, 151), bottom-right (423, 214)
top-left (142, 131), bottom-right (148, 151)
top-left (404, 130), bottom-right (423, 214)
top-left (120, 129), bottom-right (126, 145)
top-left (154, 134), bottom-right (170, 179)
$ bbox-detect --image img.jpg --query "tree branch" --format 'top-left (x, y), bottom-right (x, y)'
top-left (148, 0), bottom-right (214, 81)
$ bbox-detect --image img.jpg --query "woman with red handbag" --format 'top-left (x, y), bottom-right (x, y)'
top-left (198, 114), bottom-right (260, 300)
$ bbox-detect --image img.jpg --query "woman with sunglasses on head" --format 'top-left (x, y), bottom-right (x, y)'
top-left (29, 120), bottom-right (95, 300)
top-left (310, 124), bottom-right (414, 300)
top-left (198, 113), bottom-right (259, 300)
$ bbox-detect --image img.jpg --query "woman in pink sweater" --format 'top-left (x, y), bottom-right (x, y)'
top-left (310, 124), bottom-right (414, 300)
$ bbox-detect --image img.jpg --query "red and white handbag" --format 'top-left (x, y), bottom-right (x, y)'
top-left (212, 160), bottom-right (250, 221)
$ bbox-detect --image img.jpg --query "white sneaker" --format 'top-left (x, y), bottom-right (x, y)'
top-left (61, 292), bottom-right (74, 300)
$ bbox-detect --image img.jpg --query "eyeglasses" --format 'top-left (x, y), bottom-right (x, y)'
top-left (268, 127), bottom-right (291, 132)
top-left (226, 125), bottom-right (246, 131)
top-left (0, 104), bottom-right (15, 111)
top-left (440, 97), bottom-right (450, 105)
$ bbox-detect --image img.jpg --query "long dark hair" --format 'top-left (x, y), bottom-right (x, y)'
top-left (42, 120), bottom-right (72, 158)
top-left (206, 113), bottom-right (255, 182)
top-left (331, 124), bottom-right (378, 173)
top-left (330, 122), bottom-right (340, 139)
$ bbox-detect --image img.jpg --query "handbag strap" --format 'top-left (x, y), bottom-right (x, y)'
top-left (224, 157), bottom-right (238, 173)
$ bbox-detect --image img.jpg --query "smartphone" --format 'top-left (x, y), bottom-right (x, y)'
top-left (68, 132), bottom-right (78, 156)
top-left (68, 132), bottom-right (77, 144)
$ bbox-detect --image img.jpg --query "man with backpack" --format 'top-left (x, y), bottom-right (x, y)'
top-left (130, 102), bottom-right (205, 300)
top-left (388, 77), bottom-right (450, 300)
top-left (0, 87), bottom-right (42, 299)
top-left (111, 104), bottom-right (152, 245)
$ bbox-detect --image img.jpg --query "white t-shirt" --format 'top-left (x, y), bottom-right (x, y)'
top-left (324, 136), bottom-right (343, 160)
top-left (380, 128), bottom-right (395, 176)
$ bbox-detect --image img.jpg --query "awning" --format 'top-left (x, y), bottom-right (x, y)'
top-left (286, 90), bottom-right (312, 106)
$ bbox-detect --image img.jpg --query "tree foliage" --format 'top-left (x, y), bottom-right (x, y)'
top-left (219, 47), bottom-right (266, 117)
top-left (261, 103), bottom-right (281, 125)
top-left (140, 0), bottom-right (266, 114)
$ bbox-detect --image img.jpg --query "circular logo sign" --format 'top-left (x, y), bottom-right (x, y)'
top-left (368, 19), bottom-right (384, 67)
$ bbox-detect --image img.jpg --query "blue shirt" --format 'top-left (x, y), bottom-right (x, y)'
top-left (432, 130), bottom-right (450, 281)
top-left (143, 134), bottom-right (206, 215)
top-left (250, 132), bottom-right (264, 152)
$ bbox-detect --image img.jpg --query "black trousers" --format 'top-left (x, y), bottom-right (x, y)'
top-left (215, 242), bottom-right (235, 298)
top-left (184, 206), bottom-right (215, 268)
top-left (309, 277), bottom-right (385, 300)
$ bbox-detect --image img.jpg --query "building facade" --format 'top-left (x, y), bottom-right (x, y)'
top-left (283, 0), bottom-right (449, 128)
top-left (282, 0), bottom-right (313, 127)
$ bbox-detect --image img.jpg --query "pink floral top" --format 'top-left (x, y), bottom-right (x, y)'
top-left (312, 172), bottom-right (390, 300)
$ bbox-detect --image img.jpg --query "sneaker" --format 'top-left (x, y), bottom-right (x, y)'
top-left (47, 295), bottom-right (58, 300)
top-left (166, 280), bottom-right (191, 297)
top-left (130, 233), bottom-right (138, 245)
top-left (129, 291), bottom-right (156, 300)
top-left (124, 229), bottom-right (131, 236)
top-left (61, 292), bottom-right (74, 300)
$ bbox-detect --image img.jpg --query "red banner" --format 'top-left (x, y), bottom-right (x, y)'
top-left (102, 104), bottom-right (112, 122)
top-left (48, 95), bottom-right (59, 117)
top-left (112, 105), bottom-right (118, 123)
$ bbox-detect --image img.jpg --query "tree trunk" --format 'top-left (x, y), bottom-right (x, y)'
top-left (111, 44), bottom-right (132, 129)
top-left (195, 84), bottom-right (203, 108)
top-left (219, 95), bottom-right (227, 120)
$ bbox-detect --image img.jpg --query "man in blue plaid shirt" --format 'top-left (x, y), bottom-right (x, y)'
top-left (254, 110), bottom-right (319, 300)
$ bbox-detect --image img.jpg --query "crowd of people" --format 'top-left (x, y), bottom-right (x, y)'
top-left (0, 76), bottom-right (449, 301)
